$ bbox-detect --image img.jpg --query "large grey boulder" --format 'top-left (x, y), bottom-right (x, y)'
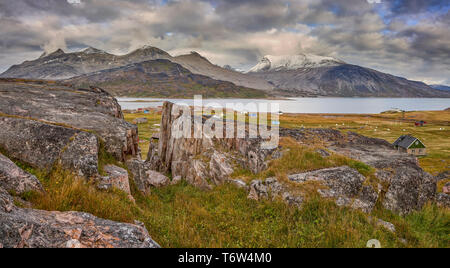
top-left (382, 166), bottom-right (436, 215)
top-left (0, 187), bottom-right (159, 248)
top-left (0, 117), bottom-right (99, 178)
top-left (0, 79), bottom-right (139, 161)
top-left (288, 166), bottom-right (378, 213)
top-left (0, 153), bottom-right (43, 195)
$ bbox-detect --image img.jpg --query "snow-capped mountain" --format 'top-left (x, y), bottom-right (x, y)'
top-left (247, 54), bottom-right (449, 97)
top-left (247, 54), bottom-right (345, 73)
top-left (81, 47), bottom-right (108, 54)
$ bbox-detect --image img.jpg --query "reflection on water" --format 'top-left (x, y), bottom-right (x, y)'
top-left (117, 97), bottom-right (450, 114)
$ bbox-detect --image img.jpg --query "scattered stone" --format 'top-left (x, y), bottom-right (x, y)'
top-left (282, 192), bottom-right (303, 208)
top-left (126, 159), bottom-right (170, 194)
top-left (101, 165), bottom-right (131, 195)
top-left (0, 153), bottom-right (43, 195)
top-left (436, 193), bottom-right (450, 208)
top-left (377, 219), bottom-right (396, 233)
top-left (316, 149), bottom-right (330, 157)
top-left (248, 178), bottom-right (303, 208)
top-left (133, 118), bottom-right (148, 124)
top-left (248, 180), bottom-right (268, 201)
top-left (171, 176), bottom-right (182, 185)
top-left (229, 179), bottom-right (248, 190)
top-left (443, 183), bottom-right (450, 195)
top-left (144, 170), bottom-right (171, 188)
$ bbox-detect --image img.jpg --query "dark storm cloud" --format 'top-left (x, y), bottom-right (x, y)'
top-left (0, 0), bottom-right (449, 84)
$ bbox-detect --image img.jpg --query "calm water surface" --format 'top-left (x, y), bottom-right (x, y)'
top-left (118, 98), bottom-right (450, 114)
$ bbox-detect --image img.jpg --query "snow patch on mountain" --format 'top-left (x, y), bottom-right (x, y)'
top-left (81, 47), bottom-right (107, 54)
top-left (247, 54), bottom-right (345, 73)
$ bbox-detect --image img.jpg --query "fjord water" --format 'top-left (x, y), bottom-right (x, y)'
top-left (118, 98), bottom-right (450, 114)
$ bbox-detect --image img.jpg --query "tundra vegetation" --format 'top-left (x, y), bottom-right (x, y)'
top-left (10, 109), bottom-right (449, 248)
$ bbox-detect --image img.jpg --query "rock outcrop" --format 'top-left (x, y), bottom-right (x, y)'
top-left (0, 153), bottom-right (43, 195)
top-left (281, 128), bottom-right (438, 214)
top-left (0, 196), bottom-right (159, 248)
top-left (248, 166), bottom-right (378, 213)
top-left (0, 79), bottom-right (139, 164)
top-left (146, 103), bottom-right (439, 214)
top-left (288, 166), bottom-right (379, 213)
top-left (0, 117), bottom-right (99, 177)
top-left (0, 169), bottom-right (159, 248)
top-left (147, 102), bottom-right (280, 189)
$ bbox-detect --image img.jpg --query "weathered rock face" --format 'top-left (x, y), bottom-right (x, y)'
top-left (0, 193), bottom-right (159, 248)
top-left (0, 187), bottom-right (14, 213)
top-left (281, 128), bottom-right (438, 214)
top-left (0, 153), bottom-right (43, 195)
top-left (382, 166), bottom-right (436, 215)
top-left (147, 102), bottom-right (279, 189)
top-left (209, 151), bottom-right (234, 185)
top-left (0, 117), bottom-right (99, 178)
top-left (126, 159), bottom-right (170, 194)
top-left (0, 79), bottom-right (139, 162)
top-left (248, 167), bottom-right (377, 212)
top-left (288, 166), bottom-right (378, 213)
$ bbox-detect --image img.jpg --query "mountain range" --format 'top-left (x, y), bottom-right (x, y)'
top-left (1, 45), bottom-right (448, 98)
top-left (430, 85), bottom-right (450, 92)
top-left (66, 59), bottom-right (267, 98)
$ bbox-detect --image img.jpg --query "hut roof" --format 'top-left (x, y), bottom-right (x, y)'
top-left (393, 135), bottom-right (424, 149)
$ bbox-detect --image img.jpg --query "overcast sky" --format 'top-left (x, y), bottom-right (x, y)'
top-left (0, 0), bottom-right (449, 84)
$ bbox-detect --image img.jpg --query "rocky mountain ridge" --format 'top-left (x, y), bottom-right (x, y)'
top-left (1, 46), bottom-right (448, 97)
top-left (248, 63), bottom-right (450, 97)
top-left (247, 54), bottom-right (345, 72)
top-left (65, 59), bottom-right (268, 98)
top-left (0, 46), bottom-right (171, 80)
